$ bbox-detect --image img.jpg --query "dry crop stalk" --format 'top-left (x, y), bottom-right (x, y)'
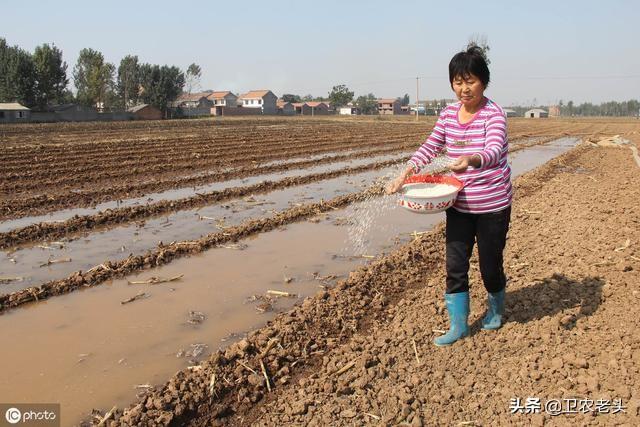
top-left (0, 276), bottom-right (24, 284)
top-left (39, 257), bottom-right (72, 267)
top-left (412, 339), bottom-right (420, 365)
top-left (260, 359), bottom-right (271, 393)
top-left (121, 292), bottom-right (148, 305)
top-left (333, 359), bottom-right (357, 376)
top-left (614, 239), bottom-right (631, 252)
top-left (236, 360), bottom-right (257, 375)
top-left (267, 290), bottom-right (295, 297)
top-left (209, 373), bottom-right (217, 397)
top-left (97, 405), bottom-right (117, 426)
top-left (127, 274), bottom-right (183, 285)
top-left (260, 339), bottom-right (279, 358)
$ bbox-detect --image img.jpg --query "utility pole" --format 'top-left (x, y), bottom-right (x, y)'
top-left (415, 77), bottom-right (420, 121)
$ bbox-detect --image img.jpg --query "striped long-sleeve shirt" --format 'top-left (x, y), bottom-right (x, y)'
top-left (408, 98), bottom-right (512, 214)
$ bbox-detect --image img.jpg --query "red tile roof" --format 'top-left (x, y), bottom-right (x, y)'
top-left (239, 90), bottom-right (273, 99)
top-left (207, 91), bottom-right (235, 100)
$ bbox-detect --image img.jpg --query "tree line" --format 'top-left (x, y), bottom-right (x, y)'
top-left (557, 99), bottom-right (640, 117)
top-left (0, 38), bottom-right (200, 114)
top-left (508, 100), bottom-right (640, 117)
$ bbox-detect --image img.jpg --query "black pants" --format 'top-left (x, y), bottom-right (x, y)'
top-left (445, 206), bottom-right (511, 294)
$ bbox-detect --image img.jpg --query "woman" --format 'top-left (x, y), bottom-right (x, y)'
top-left (386, 45), bottom-right (512, 346)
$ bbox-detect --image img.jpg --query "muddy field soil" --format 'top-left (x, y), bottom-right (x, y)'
top-left (82, 130), bottom-right (640, 426)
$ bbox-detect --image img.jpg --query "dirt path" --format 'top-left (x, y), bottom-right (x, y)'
top-left (93, 136), bottom-right (640, 426)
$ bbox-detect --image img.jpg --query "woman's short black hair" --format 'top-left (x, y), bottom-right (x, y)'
top-left (449, 45), bottom-right (490, 88)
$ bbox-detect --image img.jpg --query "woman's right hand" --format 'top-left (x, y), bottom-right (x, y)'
top-left (385, 166), bottom-right (414, 194)
top-left (385, 176), bottom-right (405, 194)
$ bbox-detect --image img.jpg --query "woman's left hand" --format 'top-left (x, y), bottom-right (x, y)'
top-left (449, 154), bottom-right (481, 173)
top-left (449, 156), bottom-right (470, 173)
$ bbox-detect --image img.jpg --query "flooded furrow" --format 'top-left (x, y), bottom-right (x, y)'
top-left (0, 138), bottom-right (578, 294)
top-left (0, 163), bottom-right (396, 291)
top-left (0, 151), bottom-right (410, 233)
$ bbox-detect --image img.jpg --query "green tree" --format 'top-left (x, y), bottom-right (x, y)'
top-left (327, 84), bottom-right (354, 108)
top-left (282, 94), bottom-right (302, 103)
top-left (185, 63), bottom-right (201, 93)
top-left (399, 93), bottom-right (410, 106)
top-left (0, 38), bottom-right (37, 107)
top-left (355, 93), bottom-right (378, 114)
top-left (32, 43), bottom-right (68, 109)
top-left (117, 55), bottom-right (140, 108)
top-left (139, 63), bottom-right (185, 116)
top-left (73, 48), bottom-right (115, 109)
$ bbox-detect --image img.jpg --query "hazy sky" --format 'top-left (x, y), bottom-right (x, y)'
top-left (2, 0), bottom-right (639, 106)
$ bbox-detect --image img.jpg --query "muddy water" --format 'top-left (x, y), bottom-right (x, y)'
top-left (1, 157), bottom-right (409, 292)
top-left (0, 151), bottom-right (410, 233)
top-left (0, 221), bottom-right (365, 426)
top-left (0, 137), bottom-right (579, 425)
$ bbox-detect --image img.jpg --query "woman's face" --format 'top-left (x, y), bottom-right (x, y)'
top-left (451, 73), bottom-right (485, 109)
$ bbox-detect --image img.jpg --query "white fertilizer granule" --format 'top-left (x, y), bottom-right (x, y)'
top-left (403, 183), bottom-right (458, 198)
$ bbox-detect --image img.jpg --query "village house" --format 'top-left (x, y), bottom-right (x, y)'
top-left (238, 90), bottom-right (278, 114)
top-left (377, 98), bottom-right (401, 115)
top-left (208, 91), bottom-right (239, 116)
top-left (503, 108), bottom-right (518, 118)
top-left (524, 108), bottom-right (549, 118)
top-left (172, 92), bottom-right (213, 109)
top-left (276, 100), bottom-right (295, 116)
top-left (292, 101), bottom-right (329, 116)
top-left (170, 92), bottom-right (213, 117)
top-left (0, 103), bottom-right (30, 123)
top-left (127, 104), bottom-right (163, 120)
top-left (339, 106), bottom-right (361, 115)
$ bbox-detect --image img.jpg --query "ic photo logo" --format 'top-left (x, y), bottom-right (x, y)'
top-left (1, 405), bottom-right (59, 426)
top-left (5, 408), bottom-right (21, 424)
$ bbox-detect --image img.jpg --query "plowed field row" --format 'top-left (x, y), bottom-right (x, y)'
top-left (0, 135), bottom-right (415, 197)
top-left (0, 120), bottom-right (427, 150)
top-left (0, 133), bottom-right (560, 246)
top-left (0, 126), bottom-right (421, 166)
top-left (0, 131), bottom-right (420, 179)
top-left (0, 156), bottom-right (403, 248)
top-left (1, 143), bottom-right (411, 218)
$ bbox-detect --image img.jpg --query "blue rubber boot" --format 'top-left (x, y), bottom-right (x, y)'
top-left (434, 292), bottom-right (469, 347)
top-left (482, 289), bottom-right (505, 330)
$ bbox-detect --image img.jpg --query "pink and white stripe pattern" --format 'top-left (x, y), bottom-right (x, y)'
top-left (408, 98), bottom-right (512, 214)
